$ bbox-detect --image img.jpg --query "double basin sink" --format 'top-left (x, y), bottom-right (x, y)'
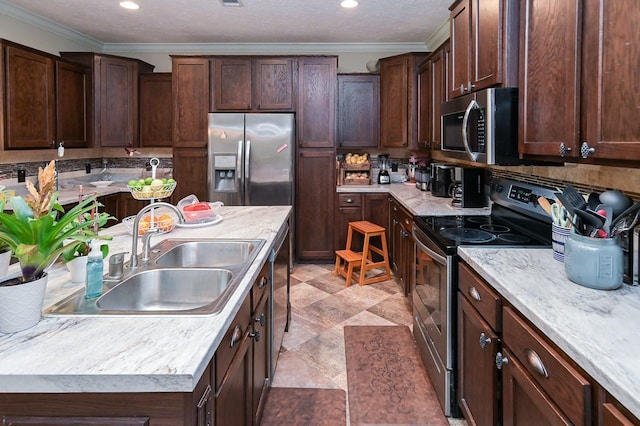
top-left (45, 238), bottom-right (265, 316)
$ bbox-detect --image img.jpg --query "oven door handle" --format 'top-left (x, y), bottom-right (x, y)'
top-left (461, 99), bottom-right (481, 162)
top-left (412, 226), bottom-right (447, 265)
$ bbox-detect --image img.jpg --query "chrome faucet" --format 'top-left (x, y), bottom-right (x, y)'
top-left (129, 202), bottom-right (184, 269)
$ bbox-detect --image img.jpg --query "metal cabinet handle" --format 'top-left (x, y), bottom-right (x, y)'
top-left (197, 384), bottom-right (212, 409)
top-left (466, 81), bottom-right (475, 92)
top-left (559, 143), bottom-right (572, 157)
top-left (580, 142), bottom-right (595, 158)
top-left (254, 312), bottom-right (265, 327)
top-left (479, 333), bottom-right (492, 349)
top-left (229, 325), bottom-right (242, 348)
top-left (460, 83), bottom-right (465, 93)
top-left (346, 198), bottom-right (354, 203)
top-left (250, 330), bottom-right (261, 342)
top-left (525, 348), bottom-right (549, 378)
top-left (496, 352), bottom-right (509, 370)
top-left (258, 276), bottom-right (268, 289)
top-left (468, 287), bottom-right (482, 302)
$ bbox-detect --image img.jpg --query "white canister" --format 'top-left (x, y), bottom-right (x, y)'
top-left (564, 232), bottom-right (623, 290)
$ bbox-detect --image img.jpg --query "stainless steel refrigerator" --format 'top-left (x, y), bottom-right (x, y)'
top-left (208, 113), bottom-right (295, 206)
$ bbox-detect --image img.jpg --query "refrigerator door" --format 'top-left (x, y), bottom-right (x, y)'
top-left (208, 113), bottom-right (245, 205)
top-left (244, 113), bottom-right (294, 206)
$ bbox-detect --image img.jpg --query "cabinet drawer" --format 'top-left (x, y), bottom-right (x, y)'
top-left (503, 306), bottom-right (591, 425)
top-left (338, 193), bottom-right (362, 207)
top-left (251, 263), bottom-right (269, 314)
top-left (215, 295), bottom-right (251, 391)
top-left (459, 263), bottom-right (501, 331)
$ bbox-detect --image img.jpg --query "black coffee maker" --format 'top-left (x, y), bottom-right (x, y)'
top-left (431, 164), bottom-right (454, 197)
top-left (378, 154), bottom-right (390, 184)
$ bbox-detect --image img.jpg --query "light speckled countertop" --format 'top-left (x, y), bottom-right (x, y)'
top-left (0, 205), bottom-right (291, 393)
top-left (459, 247), bottom-right (640, 419)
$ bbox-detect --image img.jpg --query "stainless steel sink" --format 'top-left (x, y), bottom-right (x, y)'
top-left (154, 239), bottom-right (262, 268)
top-left (96, 268), bottom-right (232, 312)
top-left (44, 238), bottom-right (266, 316)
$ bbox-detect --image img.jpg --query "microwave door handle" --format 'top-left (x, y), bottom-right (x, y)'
top-left (462, 99), bottom-right (481, 162)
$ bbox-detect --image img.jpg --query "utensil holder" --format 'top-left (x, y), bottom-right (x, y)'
top-left (564, 232), bottom-right (623, 290)
top-left (552, 223), bottom-right (571, 262)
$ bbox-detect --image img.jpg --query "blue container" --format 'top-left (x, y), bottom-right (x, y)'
top-left (564, 232), bottom-right (623, 290)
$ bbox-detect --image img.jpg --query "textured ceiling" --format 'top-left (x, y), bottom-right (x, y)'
top-left (2, 0), bottom-right (450, 44)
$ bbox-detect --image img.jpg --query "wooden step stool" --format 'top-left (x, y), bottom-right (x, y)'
top-left (334, 220), bottom-right (391, 286)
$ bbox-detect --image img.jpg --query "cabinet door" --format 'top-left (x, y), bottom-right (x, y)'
top-left (191, 364), bottom-right (213, 426)
top-left (601, 402), bottom-right (637, 426)
top-left (380, 56), bottom-right (409, 147)
top-left (254, 58), bottom-right (294, 110)
top-left (519, 0), bottom-right (581, 158)
top-left (581, 0), bottom-right (640, 161)
top-left (215, 330), bottom-right (252, 426)
top-left (335, 204), bottom-right (363, 252)
top-left (172, 58), bottom-right (210, 148)
top-left (172, 148), bottom-right (208, 202)
top-left (417, 60), bottom-right (432, 147)
top-left (139, 73), bottom-right (172, 147)
top-left (470, 0), bottom-right (503, 91)
top-left (97, 57), bottom-right (136, 147)
top-left (501, 347), bottom-right (572, 426)
top-left (297, 57), bottom-right (337, 148)
top-left (363, 192), bottom-right (390, 264)
top-left (118, 195), bottom-right (146, 220)
top-left (55, 61), bottom-right (89, 148)
top-left (251, 292), bottom-right (270, 425)
top-left (449, 0), bottom-right (470, 99)
top-left (213, 57), bottom-right (252, 110)
top-left (457, 294), bottom-right (499, 426)
top-left (5, 46), bottom-right (55, 149)
top-left (337, 74), bottom-right (379, 148)
top-left (431, 44), bottom-right (448, 151)
top-left (98, 194), bottom-right (120, 223)
top-left (296, 149), bottom-right (335, 260)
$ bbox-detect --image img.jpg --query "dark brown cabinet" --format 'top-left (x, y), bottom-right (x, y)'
top-left (417, 58), bottom-right (432, 148)
top-left (520, 0), bottom-right (640, 162)
top-left (449, 0), bottom-right (518, 99)
top-left (296, 149), bottom-right (335, 261)
top-left (171, 57), bottom-right (210, 148)
top-left (172, 147), bottom-right (208, 202)
top-left (418, 42), bottom-right (450, 151)
top-left (379, 52), bottom-right (427, 148)
top-left (337, 74), bottom-right (379, 148)
top-left (251, 267), bottom-right (270, 425)
top-left (2, 41), bottom-right (88, 150)
top-left (118, 194), bottom-right (147, 220)
top-left (388, 196), bottom-right (413, 295)
top-left (139, 72), bottom-right (172, 147)
top-left (212, 57), bottom-right (294, 111)
top-left (335, 192), bottom-right (389, 256)
top-left (60, 52), bottom-right (154, 147)
top-left (297, 56), bottom-right (337, 149)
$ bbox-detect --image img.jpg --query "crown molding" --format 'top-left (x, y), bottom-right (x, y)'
top-left (425, 18), bottom-right (450, 51)
top-left (0, 0), bottom-right (103, 50)
top-left (101, 41), bottom-right (429, 55)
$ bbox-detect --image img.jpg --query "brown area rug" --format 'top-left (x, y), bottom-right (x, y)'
top-left (344, 325), bottom-right (448, 425)
top-left (261, 387), bottom-right (346, 426)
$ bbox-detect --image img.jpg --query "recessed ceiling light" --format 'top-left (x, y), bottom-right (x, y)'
top-left (119, 1), bottom-right (140, 10)
top-left (341, 0), bottom-right (358, 8)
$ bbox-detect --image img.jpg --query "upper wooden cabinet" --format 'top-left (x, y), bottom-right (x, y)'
top-left (337, 73), bottom-right (379, 148)
top-left (379, 52), bottom-right (428, 148)
top-left (520, 0), bottom-right (640, 162)
top-left (297, 56), bottom-right (337, 149)
top-left (212, 57), bottom-right (294, 111)
top-left (418, 42), bottom-right (450, 151)
top-left (171, 57), bottom-right (210, 148)
top-left (1, 41), bottom-right (89, 149)
top-left (60, 52), bottom-right (154, 147)
top-left (449, 0), bottom-right (519, 98)
top-left (139, 72), bottom-right (172, 147)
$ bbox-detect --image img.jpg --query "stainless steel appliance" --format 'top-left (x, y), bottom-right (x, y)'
top-left (451, 167), bottom-right (489, 208)
top-left (441, 88), bottom-right (519, 165)
top-left (431, 164), bottom-right (455, 198)
top-left (411, 177), bottom-right (555, 416)
top-left (208, 113), bottom-right (295, 206)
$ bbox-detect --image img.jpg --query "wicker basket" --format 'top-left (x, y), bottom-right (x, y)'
top-left (127, 181), bottom-right (176, 200)
top-left (343, 161), bottom-right (372, 185)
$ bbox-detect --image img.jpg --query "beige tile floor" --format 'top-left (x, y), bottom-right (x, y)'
top-left (270, 263), bottom-right (467, 426)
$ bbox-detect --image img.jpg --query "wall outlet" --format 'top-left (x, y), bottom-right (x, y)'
top-left (85, 163), bottom-right (91, 174)
top-left (17, 169), bottom-right (26, 183)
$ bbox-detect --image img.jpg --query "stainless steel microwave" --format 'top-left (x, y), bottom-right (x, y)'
top-left (441, 88), bottom-right (520, 165)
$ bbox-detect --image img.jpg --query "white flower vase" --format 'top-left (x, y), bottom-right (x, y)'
top-left (0, 250), bottom-right (10, 278)
top-left (66, 256), bottom-right (88, 284)
top-left (0, 274), bottom-right (48, 334)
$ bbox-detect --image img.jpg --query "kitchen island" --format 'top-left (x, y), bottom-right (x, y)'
top-left (0, 205), bottom-right (291, 395)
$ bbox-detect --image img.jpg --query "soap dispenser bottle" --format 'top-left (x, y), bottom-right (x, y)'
top-left (85, 240), bottom-right (104, 299)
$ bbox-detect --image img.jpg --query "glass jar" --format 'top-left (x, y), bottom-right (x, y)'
top-left (564, 232), bottom-right (623, 290)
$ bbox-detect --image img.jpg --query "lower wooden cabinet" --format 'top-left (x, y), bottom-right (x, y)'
top-left (389, 196), bottom-right (413, 295)
top-left (2, 416), bottom-right (150, 425)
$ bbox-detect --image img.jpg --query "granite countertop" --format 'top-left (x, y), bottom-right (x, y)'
top-left (0, 205), bottom-right (291, 394)
top-left (458, 247), bottom-right (640, 419)
top-left (338, 183), bottom-right (491, 216)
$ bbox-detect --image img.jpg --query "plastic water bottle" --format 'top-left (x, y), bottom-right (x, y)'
top-left (85, 240), bottom-right (104, 299)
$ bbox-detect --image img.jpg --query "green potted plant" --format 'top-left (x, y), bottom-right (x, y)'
top-left (0, 161), bottom-right (113, 333)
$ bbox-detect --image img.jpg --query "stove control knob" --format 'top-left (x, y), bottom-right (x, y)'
top-left (494, 183), bottom-right (504, 193)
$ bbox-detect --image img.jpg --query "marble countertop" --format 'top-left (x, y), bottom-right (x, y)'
top-left (338, 183), bottom-right (491, 216)
top-left (458, 247), bottom-right (640, 419)
top-left (0, 205), bottom-right (291, 393)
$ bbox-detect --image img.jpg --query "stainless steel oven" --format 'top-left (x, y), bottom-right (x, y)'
top-left (411, 177), bottom-right (556, 417)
